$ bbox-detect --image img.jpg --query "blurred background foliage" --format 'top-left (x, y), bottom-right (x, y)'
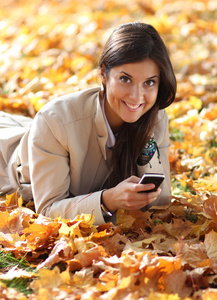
top-left (0, 0), bottom-right (216, 115)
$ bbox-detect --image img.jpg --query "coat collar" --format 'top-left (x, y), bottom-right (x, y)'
top-left (94, 90), bottom-right (108, 160)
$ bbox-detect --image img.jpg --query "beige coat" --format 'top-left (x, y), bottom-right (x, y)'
top-left (0, 87), bottom-right (171, 224)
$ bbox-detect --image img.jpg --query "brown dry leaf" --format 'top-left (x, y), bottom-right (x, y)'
top-left (117, 209), bottom-right (153, 233)
top-left (203, 195), bottom-right (217, 223)
top-left (0, 210), bottom-right (27, 235)
top-left (204, 230), bottom-right (217, 261)
top-left (163, 269), bottom-right (192, 298)
top-left (174, 241), bottom-right (209, 267)
top-left (37, 236), bottom-right (74, 269)
top-left (190, 219), bottom-right (212, 239)
top-left (100, 233), bottom-right (128, 256)
top-left (163, 219), bottom-right (193, 239)
top-left (152, 236), bottom-right (178, 255)
top-left (74, 246), bottom-right (102, 268)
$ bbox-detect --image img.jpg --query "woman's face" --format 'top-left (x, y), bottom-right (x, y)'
top-left (102, 58), bottom-right (160, 133)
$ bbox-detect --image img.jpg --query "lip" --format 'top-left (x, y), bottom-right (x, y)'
top-left (122, 101), bottom-right (144, 111)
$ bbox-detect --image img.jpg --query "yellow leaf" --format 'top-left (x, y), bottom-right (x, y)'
top-left (30, 267), bottom-right (62, 291)
top-left (5, 191), bottom-right (23, 208)
top-left (189, 96), bottom-right (202, 110)
top-left (118, 275), bottom-right (134, 289)
top-left (116, 209), bottom-right (135, 232)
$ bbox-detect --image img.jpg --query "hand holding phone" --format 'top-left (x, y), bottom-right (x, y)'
top-left (138, 173), bottom-right (165, 193)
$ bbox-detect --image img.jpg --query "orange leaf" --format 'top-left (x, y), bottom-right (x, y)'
top-left (22, 222), bottom-right (61, 250)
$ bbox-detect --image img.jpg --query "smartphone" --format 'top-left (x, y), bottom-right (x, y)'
top-left (138, 173), bottom-right (165, 192)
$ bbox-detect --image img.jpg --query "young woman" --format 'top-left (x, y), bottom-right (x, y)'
top-left (0, 22), bottom-right (176, 224)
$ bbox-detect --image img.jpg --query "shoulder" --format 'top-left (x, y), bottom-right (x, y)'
top-left (157, 109), bottom-right (168, 124)
top-left (154, 109), bottom-right (170, 146)
top-left (30, 86), bottom-right (101, 149)
top-left (155, 109), bottom-right (169, 130)
top-left (38, 86), bottom-right (101, 124)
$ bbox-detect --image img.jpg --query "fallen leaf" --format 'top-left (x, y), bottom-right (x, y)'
top-left (204, 230), bottom-right (217, 261)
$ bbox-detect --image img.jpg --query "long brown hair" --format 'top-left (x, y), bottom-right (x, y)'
top-left (98, 22), bottom-right (177, 187)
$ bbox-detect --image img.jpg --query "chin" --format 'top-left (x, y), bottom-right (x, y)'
top-left (124, 118), bottom-right (141, 124)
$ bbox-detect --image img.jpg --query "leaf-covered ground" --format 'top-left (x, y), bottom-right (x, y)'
top-left (0, 0), bottom-right (217, 299)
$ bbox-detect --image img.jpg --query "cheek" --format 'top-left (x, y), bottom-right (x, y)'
top-left (148, 89), bottom-right (159, 103)
top-left (106, 83), bottom-right (123, 102)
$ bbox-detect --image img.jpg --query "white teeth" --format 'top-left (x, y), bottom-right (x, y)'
top-left (125, 102), bottom-right (140, 109)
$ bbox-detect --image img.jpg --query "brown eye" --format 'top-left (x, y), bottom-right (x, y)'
top-left (120, 76), bottom-right (131, 83)
top-left (145, 80), bottom-right (156, 87)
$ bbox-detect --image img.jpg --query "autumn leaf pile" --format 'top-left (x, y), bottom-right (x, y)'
top-left (0, 0), bottom-right (217, 299)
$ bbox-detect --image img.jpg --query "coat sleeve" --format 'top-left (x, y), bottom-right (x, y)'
top-left (137, 109), bottom-right (171, 207)
top-left (28, 111), bottom-right (105, 225)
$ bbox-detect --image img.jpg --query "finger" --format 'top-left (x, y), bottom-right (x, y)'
top-left (134, 183), bottom-right (155, 193)
top-left (124, 197), bottom-right (157, 210)
top-left (145, 188), bottom-right (162, 200)
top-left (126, 175), bottom-right (141, 183)
top-left (124, 189), bottom-right (161, 210)
top-left (137, 188), bottom-right (162, 207)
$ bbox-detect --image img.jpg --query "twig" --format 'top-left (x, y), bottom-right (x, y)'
top-left (61, 193), bottom-right (92, 218)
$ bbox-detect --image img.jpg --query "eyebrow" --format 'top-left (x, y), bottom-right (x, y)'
top-left (119, 72), bottom-right (159, 80)
top-left (120, 71), bottom-right (133, 78)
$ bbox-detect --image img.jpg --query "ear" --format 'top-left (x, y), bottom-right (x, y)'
top-left (100, 64), bottom-right (106, 84)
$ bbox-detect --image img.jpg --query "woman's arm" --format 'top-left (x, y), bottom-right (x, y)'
top-left (28, 111), bottom-right (105, 225)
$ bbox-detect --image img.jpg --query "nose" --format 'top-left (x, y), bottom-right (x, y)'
top-left (129, 85), bottom-right (144, 103)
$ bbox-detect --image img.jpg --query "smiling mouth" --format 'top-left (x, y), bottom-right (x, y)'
top-left (123, 101), bottom-right (143, 110)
